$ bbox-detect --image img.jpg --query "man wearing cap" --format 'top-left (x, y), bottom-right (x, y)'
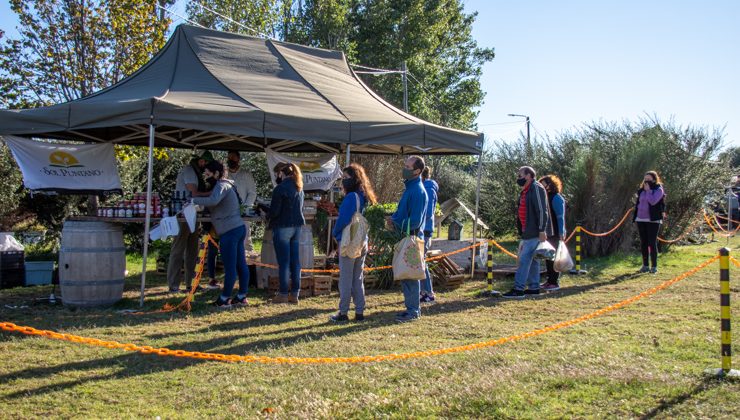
top-left (167, 151), bottom-right (213, 293)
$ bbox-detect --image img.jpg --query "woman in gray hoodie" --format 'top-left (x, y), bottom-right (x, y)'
top-left (192, 160), bottom-right (250, 308)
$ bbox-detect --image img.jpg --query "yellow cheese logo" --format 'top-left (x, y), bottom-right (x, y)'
top-left (49, 151), bottom-right (83, 168)
top-left (297, 161), bottom-right (321, 173)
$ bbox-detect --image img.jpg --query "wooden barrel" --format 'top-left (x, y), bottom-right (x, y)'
top-left (258, 225), bottom-right (314, 288)
top-left (59, 221), bottom-right (126, 307)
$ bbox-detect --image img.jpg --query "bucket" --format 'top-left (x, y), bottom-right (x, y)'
top-left (258, 225), bottom-right (314, 288)
top-left (59, 221), bottom-right (126, 307)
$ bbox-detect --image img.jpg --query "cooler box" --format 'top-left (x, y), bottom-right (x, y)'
top-left (25, 261), bottom-right (54, 286)
top-left (0, 251), bottom-right (25, 289)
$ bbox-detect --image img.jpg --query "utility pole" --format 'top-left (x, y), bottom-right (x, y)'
top-left (508, 113), bottom-right (531, 158)
top-left (401, 61), bottom-right (408, 112)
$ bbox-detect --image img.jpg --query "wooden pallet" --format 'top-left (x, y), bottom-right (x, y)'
top-left (313, 275), bottom-right (332, 295)
top-left (268, 275), bottom-right (314, 296)
top-left (429, 254), bottom-right (466, 290)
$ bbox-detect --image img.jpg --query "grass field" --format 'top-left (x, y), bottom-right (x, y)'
top-left (1, 236), bottom-right (739, 418)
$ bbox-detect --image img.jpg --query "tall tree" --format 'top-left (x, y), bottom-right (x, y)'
top-left (0, 0), bottom-right (172, 108)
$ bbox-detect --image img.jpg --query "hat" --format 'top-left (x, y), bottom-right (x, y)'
top-left (200, 150), bottom-right (215, 162)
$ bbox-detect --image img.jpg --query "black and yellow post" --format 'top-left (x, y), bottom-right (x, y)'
top-left (706, 247), bottom-right (740, 377)
top-left (480, 239), bottom-right (501, 297)
top-left (569, 224), bottom-right (587, 275)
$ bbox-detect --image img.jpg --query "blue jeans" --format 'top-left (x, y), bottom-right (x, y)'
top-left (273, 226), bottom-right (302, 296)
top-left (401, 280), bottom-right (421, 317)
top-left (219, 225), bottom-right (250, 300)
top-left (421, 234), bottom-right (434, 295)
top-left (207, 241), bottom-right (218, 279)
top-left (514, 238), bottom-right (542, 291)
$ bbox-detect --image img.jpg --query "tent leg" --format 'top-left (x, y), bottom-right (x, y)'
top-left (345, 144), bottom-right (351, 165)
top-left (470, 152), bottom-right (483, 277)
top-left (139, 124), bottom-right (156, 307)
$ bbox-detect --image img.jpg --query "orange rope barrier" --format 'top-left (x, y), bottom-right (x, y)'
top-left (579, 208), bottom-right (634, 237)
top-left (488, 237), bottom-right (518, 259)
top-left (657, 217), bottom-right (703, 244)
top-left (0, 255), bottom-right (718, 364)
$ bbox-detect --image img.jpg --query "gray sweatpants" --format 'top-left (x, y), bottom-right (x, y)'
top-left (338, 250), bottom-right (367, 315)
top-left (166, 222), bottom-right (199, 290)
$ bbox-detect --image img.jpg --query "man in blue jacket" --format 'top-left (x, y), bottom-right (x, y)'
top-left (421, 166), bottom-right (439, 304)
top-left (504, 166), bottom-right (552, 299)
top-left (388, 155), bottom-right (428, 322)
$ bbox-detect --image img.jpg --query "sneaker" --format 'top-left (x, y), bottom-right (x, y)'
top-left (212, 297), bottom-right (232, 309)
top-left (354, 313), bottom-right (365, 322)
top-left (420, 294), bottom-right (436, 305)
top-left (271, 294), bottom-right (289, 304)
top-left (184, 285), bottom-right (203, 293)
top-left (650, 267), bottom-right (658, 274)
top-left (231, 296), bottom-right (248, 307)
top-left (168, 288), bottom-right (182, 294)
top-left (329, 313), bottom-right (349, 323)
top-left (395, 312), bottom-right (420, 323)
top-left (542, 283), bottom-right (561, 292)
top-left (206, 279), bottom-right (220, 290)
top-left (524, 289), bottom-right (540, 296)
top-left (639, 265), bottom-right (650, 273)
top-left (502, 289), bottom-right (525, 299)
top-left (288, 294), bottom-right (299, 305)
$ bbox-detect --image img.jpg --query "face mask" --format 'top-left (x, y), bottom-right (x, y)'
top-left (275, 175), bottom-right (283, 185)
top-left (205, 176), bottom-right (217, 186)
top-left (227, 160), bottom-right (238, 170)
top-left (517, 178), bottom-right (527, 187)
top-left (402, 168), bottom-right (416, 180)
top-left (646, 181), bottom-right (655, 188)
top-left (342, 178), bottom-right (357, 191)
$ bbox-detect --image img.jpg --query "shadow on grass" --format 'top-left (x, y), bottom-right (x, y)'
top-left (639, 377), bottom-right (723, 419)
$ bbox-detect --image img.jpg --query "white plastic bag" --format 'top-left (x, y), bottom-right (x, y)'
top-left (339, 194), bottom-right (369, 258)
top-left (392, 235), bottom-right (426, 281)
top-left (553, 241), bottom-right (574, 272)
top-left (534, 240), bottom-right (556, 260)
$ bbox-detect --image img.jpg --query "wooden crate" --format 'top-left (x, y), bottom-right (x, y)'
top-left (313, 275), bottom-right (332, 296)
top-left (429, 255), bottom-right (467, 290)
top-left (268, 275), bottom-right (314, 296)
top-left (314, 255), bottom-right (327, 269)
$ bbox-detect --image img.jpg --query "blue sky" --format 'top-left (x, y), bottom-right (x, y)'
top-left (1, 1), bottom-right (738, 147)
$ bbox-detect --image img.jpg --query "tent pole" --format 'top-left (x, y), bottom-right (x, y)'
top-left (470, 152), bottom-right (483, 277)
top-left (345, 144), bottom-right (351, 165)
top-left (139, 124), bottom-right (156, 307)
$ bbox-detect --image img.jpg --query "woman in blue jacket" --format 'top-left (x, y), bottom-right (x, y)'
top-left (539, 175), bottom-right (566, 291)
top-left (329, 163), bottom-right (378, 322)
top-left (267, 162), bottom-right (305, 304)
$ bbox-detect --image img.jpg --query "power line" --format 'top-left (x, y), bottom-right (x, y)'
top-left (195, 1), bottom-right (273, 39)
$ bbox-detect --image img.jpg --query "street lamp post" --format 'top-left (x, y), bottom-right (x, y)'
top-left (508, 113), bottom-right (531, 157)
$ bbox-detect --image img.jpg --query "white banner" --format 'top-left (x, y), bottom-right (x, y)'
top-left (2, 135), bottom-right (122, 194)
top-left (265, 149), bottom-right (342, 192)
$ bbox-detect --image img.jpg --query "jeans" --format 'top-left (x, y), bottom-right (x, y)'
top-left (421, 234), bottom-right (435, 295)
top-left (219, 225), bottom-right (250, 300)
top-left (207, 240), bottom-right (218, 279)
top-left (273, 225), bottom-right (302, 296)
top-left (338, 250), bottom-right (367, 314)
top-left (401, 280), bottom-right (421, 317)
top-left (637, 221), bottom-right (660, 267)
top-left (544, 236), bottom-right (561, 285)
top-left (514, 238), bottom-right (542, 291)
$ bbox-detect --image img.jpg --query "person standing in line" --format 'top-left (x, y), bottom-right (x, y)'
top-left (266, 162), bottom-right (305, 304)
top-left (538, 174), bottom-right (566, 291)
top-left (166, 151), bottom-right (213, 293)
top-left (420, 166), bottom-right (439, 304)
top-left (387, 155), bottom-right (428, 322)
top-left (503, 166), bottom-right (552, 299)
top-left (633, 170), bottom-right (665, 274)
top-left (191, 160), bottom-right (251, 308)
top-left (329, 163), bottom-right (378, 323)
top-left (206, 151), bottom-right (258, 290)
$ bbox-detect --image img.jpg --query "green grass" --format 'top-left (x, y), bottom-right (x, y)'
top-left (1, 237), bottom-right (739, 418)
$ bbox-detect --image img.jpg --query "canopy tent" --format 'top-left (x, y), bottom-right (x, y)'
top-left (0, 24), bottom-right (482, 155)
top-left (0, 25), bottom-right (486, 306)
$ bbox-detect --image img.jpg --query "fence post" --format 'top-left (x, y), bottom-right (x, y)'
top-left (706, 247), bottom-right (739, 377)
top-left (570, 224), bottom-right (587, 275)
top-left (479, 239), bottom-right (501, 297)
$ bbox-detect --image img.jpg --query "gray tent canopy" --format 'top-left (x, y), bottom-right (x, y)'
top-left (0, 24), bottom-right (482, 155)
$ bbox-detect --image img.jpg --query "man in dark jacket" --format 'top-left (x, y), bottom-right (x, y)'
top-left (503, 166), bottom-right (553, 299)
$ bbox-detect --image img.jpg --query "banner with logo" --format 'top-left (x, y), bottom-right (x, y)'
top-left (265, 148), bottom-right (342, 192)
top-left (2, 135), bottom-right (122, 195)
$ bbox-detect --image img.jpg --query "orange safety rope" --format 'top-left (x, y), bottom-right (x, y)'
top-left (703, 210), bottom-right (740, 237)
top-left (579, 208), bottom-right (634, 237)
top-left (488, 237), bottom-right (518, 259)
top-left (0, 255), bottom-right (718, 364)
top-left (657, 216), bottom-right (703, 244)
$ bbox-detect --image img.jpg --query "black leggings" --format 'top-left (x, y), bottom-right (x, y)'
top-left (544, 236), bottom-right (561, 285)
top-left (636, 222), bottom-right (660, 267)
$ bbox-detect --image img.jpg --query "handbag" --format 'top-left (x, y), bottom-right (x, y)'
top-left (553, 241), bottom-right (574, 272)
top-left (392, 217), bottom-right (426, 281)
top-left (339, 193), bottom-right (369, 258)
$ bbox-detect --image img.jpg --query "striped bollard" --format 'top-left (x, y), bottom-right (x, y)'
top-left (706, 247), bottom-right (739, 377)
top-left (479, 239), bottom-right (501, 297)
top-left (570, 224), bottom-right (587, 275)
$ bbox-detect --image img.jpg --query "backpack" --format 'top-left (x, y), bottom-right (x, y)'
top-left (339, 193), bottom-right (369, 258)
